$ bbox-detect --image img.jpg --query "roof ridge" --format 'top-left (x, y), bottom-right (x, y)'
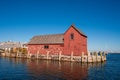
top-left (71, 25), bottom-right (87, 37)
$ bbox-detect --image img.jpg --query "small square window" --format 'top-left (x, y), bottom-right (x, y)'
top-left (70, 33), bottom-right (74, 40)
top-left (44, 45), bottom-right (49, 49)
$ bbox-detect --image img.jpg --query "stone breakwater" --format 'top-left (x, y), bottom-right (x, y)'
top-left (0, 51), bottom-right (107, 63)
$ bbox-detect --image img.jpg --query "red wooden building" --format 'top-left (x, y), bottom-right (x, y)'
top-left (28, 25), bottom-right (87, 56)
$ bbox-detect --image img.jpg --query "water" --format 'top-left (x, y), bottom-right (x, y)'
top-left (0, 53), bottom-right (120, 80)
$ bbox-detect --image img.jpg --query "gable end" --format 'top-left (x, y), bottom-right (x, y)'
top-left (64, 24), bottom-right (87, 38)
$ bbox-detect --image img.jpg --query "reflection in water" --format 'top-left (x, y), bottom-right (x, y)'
top-left (0, 57), bottom-right (106, 80)
top-left (1, 54), bottom-right (120, 80)
top-left (26, 59), bottom-right (105, 80)
top-left (26, 60), bottom-right (88, 80)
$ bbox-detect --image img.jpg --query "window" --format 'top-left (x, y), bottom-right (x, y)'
top-left (44, 45), bottom-right (49, 49)
top-left (70, 33), bottom-right (74, 40)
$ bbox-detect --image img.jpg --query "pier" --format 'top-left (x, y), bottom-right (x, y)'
top-left (0, 50), bottom-right (107, 63)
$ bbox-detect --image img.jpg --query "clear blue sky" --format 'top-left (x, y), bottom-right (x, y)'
top-left (0, 0), bottom-right (120, 52)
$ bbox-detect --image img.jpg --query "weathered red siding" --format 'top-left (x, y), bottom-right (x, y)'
top-left (28, 25), bottom-right (87, 56)
top-left (64, 26), bottom-right (87, 56)
top-left (28, 44), bottom-right (64, 55)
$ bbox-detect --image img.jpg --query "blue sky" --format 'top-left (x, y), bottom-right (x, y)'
top-left (0, 0), bottom-right (120, 52)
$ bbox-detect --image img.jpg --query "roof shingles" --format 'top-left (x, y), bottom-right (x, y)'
top-left (28, 34), bottom-right (64, 44)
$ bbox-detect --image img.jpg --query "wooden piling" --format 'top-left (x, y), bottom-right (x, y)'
top-left (71, 51), bottom-right (73, 61)
top-left (91, 52), bottom-right (94, 62)
top-left (95, 52), bottom-right (98, 62)
top-left (87, 51), bottom-right (93, 63)
top-left (58, 51), bottom-right (62, 61)
top-left (100, 51), bottom-right (103, 62)
top-left (36, 51), bottom-right (39, 59)
top-left (27, 51), bottom-right (31, 59)
top-left (46, 51), bottom-right (50, 60)
top-left (81, 52), bottom-right (84, 62)
top-left (104, 52), bottom-right (107, 61)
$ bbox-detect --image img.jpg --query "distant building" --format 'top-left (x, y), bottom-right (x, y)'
top-left (0, 41), bottom-right (25, 50)
top-left (28, 25), bottom-right (87, 56)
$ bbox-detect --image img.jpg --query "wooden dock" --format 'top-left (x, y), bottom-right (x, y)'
top-left (0, 51), bottom-right (107, 63)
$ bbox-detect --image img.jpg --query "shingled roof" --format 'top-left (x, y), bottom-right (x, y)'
top-left (28, 34), bottom-right (64, 44)
top-left (28, 25), bottom-right (87, 44)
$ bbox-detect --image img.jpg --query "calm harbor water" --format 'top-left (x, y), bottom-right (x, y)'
top-left (0, 53), bottom-right (120, 80)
